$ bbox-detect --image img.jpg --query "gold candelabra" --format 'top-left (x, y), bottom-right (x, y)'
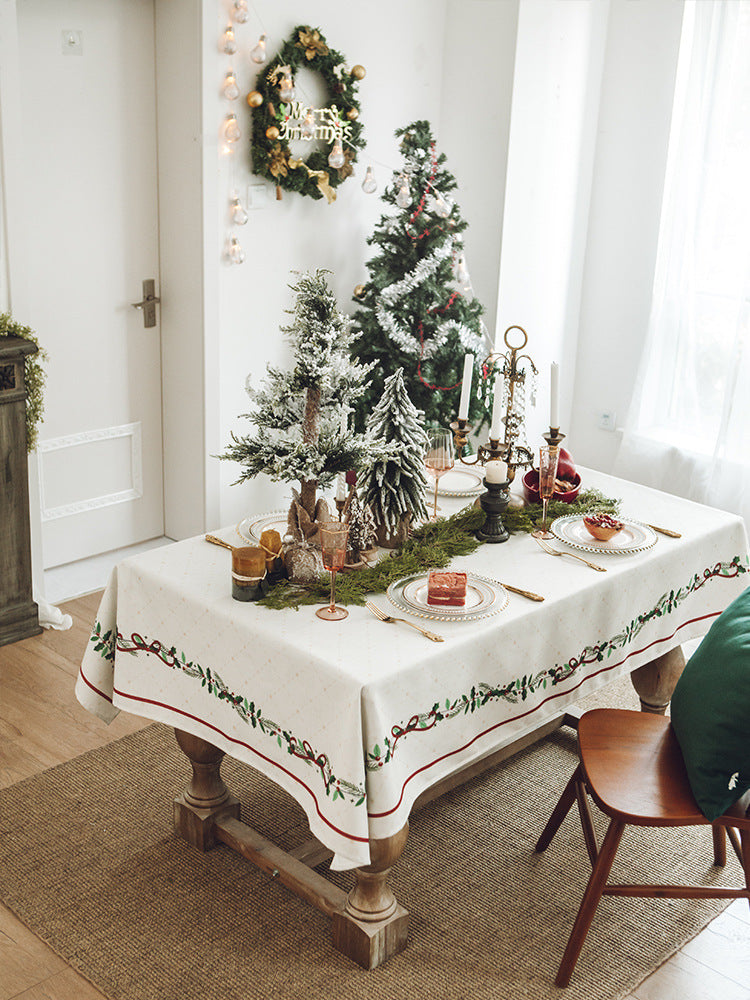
top-left (450, 325), bottom-right (538, 484)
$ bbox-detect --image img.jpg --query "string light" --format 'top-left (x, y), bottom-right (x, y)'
top-left (228, 236), bottom-right (246, 265)
top-left (230, 195), bottom-right (249, 225)
top-left (361, 166), bottom-right (377, 194)
top-left (250, 33), bottom-right (268, 64)
top-left (224, 113), bottom-right (241, 143)
top-left (396, 177), bottom-right (411, 209)
top-left (222, 24), bottom-right (237, 55)
top-left (278, 68), bottom-right (295, 104)
top-left (231, 0), bottom-right (249, 23)
top-left (328, 139), bottom-right (345, 169)
top-left (300, 110), bottom-right (316, 141)
top-left (222, 70), bottom-right (240, 101)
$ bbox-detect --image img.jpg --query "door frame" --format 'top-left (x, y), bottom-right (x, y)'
top-left (0, 0), bottom-right (220, 592)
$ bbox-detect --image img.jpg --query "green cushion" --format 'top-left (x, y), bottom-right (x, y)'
top-left (671, 586), bottom-right (750, 821)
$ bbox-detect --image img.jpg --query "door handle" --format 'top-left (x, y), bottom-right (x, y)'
top-left (131, 279), bottom-right (161, 328)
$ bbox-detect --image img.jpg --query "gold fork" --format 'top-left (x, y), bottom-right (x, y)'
top-left (365, 601), bottom-right (445, 642)
top-left (533, 535), bottom-right (607, 572)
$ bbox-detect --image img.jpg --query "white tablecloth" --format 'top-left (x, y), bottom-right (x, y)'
top-left (76, 470), bottom-right (749, 869)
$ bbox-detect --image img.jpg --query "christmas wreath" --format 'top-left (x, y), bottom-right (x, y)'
top-left (247, 26), bottom-right (365, 203)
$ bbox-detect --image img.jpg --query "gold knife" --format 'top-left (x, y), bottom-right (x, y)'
top-left (645, 523), bottom-right (682, 538)
top-left (501, 582), bottom-right (545, 602)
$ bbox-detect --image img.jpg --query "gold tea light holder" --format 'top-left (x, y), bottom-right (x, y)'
top-left (450, 326), bottom-right (538, 543)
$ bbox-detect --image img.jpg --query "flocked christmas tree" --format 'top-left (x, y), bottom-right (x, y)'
top-left (361, 367), bottom-right (429, 546)
top-left (221, 271), bottom-right (374, 547)
top-left (351, 120), bottom-right (492, 431)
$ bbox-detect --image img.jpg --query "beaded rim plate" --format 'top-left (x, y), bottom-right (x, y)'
top-left (387, 572), bottom-right (508, 623)
top-left (237, 512), bottom-right (288, 545)
top-left (550, 515), bottom-right (658, 555)
top-left (433, 467), bottom-right (484, 497)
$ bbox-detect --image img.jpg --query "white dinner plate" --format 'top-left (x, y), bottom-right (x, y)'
top-left (387, 572), bottom-right (508, 622)
top-left (432, 467), bottom-right (484, 497)
top-left (237, 512), bottom-right (289, 545)
top-left (550, 514), bottom-right (658, 555)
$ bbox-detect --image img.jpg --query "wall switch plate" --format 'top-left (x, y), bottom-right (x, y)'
top-left (62, 30), bottom-right (83, 55)
top-left (247, 184), bottom-right (269, 210)
top-left (598, 411), bottom-right (617, 432)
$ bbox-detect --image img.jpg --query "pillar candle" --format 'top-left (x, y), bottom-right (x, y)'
top-left (485, 459), bottom-right (508, 483)
top-left (457, 353), bottom-right (474, 421)
top-left (490, 374), bottom-right (503, 441)
top-left (550, 362), bottom-right (559, 429)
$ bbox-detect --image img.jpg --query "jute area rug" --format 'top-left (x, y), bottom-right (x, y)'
top-left (0, 680), bottom-right (739, 1000)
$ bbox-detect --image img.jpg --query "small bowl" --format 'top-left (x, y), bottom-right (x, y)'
top-left (522, 469), bottom-right (581, 505)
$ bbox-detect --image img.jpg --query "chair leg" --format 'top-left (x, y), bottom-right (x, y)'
top-left (712, 824), bottom-right (726, 867)
top-left (556, 817), bottom-right (626, 988)
top-left (536, 765), bottom-right (581, 853)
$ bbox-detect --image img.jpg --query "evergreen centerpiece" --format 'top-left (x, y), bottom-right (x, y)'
top-left (221, 271), bottom-right (374, 575)
top-left (351, 120), bottom-right (492, 431)
top-left (361, 367), bottom-right (429, 547)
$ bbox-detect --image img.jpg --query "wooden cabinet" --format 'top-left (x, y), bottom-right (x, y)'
top-left (0, 336), bottom-right (41, 645)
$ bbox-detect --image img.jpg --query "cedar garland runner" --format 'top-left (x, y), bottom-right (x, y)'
top-left (249, 25), bottom-right (365, 202)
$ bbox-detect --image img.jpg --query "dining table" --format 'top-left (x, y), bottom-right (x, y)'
top-left (75, 466), bottom-right (749, 969)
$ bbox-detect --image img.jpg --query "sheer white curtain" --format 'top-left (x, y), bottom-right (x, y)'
top-left (615, 0), bottom-right (750, 528)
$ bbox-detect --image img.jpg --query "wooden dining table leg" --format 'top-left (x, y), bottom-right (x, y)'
top-left (331, 822), bottom-right (410, 969)
top-left (629, 645), bottom-right (686, 714)
top-left (173, 728), bottom-right (241, 850)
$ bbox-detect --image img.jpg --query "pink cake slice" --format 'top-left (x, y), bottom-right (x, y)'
top-left (427, 571), bottom-right (467, 607)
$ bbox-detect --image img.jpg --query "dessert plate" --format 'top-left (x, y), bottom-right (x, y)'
top-left (387, 572), bottom-right (508, 622)
top-left (435, 467), bottom-right (484, 497)
top-left (550, 515), bottom-right (657, 555)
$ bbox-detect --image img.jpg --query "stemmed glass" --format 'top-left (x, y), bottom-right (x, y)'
top-left (316, 522), bottom-right (350, 621)
top-left (425, 429), bottom-right (455, 520)
top-left (533, 446), bottom-right (560, 539)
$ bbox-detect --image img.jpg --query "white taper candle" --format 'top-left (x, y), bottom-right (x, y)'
top-left (457, 353), bottom-right (474, 421)
top-left (490, 374), bottom-right (503, 441)
top-left (550, 362), bottom-right (560, 429)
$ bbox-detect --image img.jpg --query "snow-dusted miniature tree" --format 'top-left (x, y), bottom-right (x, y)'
top-left (361, 367), bottom-right (429, 545)
top-left (221, 271), bottom-right (373, 538)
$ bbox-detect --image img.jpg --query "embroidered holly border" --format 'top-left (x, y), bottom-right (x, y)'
top-left (364, 556), bottom-right (749, 771)
top-left (87, 625), bottom-right (366, 806)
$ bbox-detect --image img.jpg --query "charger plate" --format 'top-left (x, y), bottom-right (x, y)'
top-left (434, 467), bottom-right (484, 497)
top-left (387, 571), bottom-right (508, 623)
top-left (237, 512), bottom-right (288, 545)
top-left (550, 514), bottom-right (657, 555)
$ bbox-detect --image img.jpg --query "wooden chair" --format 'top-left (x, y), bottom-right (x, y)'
top-left (536, 708), bottom-right (750, 987)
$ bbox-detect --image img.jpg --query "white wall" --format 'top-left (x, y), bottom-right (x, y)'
top-left (495, 0), bottom-right (610, 453)
top-left (568, 0), bottom-right (684, 472)
top-left (439, 0), bottom-right (519, 333)
top-left (212, 0), bottom-right (453, 527)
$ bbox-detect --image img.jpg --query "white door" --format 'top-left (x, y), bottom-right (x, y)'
top-left (17, 0), bottom-right (164, 568)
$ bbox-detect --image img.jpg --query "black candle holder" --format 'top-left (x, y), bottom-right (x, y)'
top-left (476, 478), bottom-right (510, 543)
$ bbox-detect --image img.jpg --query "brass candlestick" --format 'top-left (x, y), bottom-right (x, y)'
top-left (451, 325), bottom-right (537, 484)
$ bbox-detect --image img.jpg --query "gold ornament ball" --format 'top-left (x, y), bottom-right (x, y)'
top-left (351, 64), bottom-right (366, 81)
top-left (247, 91), bottom-right (263, 108)
top-left (346, 108), bottom-right (359, 121)
top-left (353, 284), bottom-right (366, 299)
top-left (265, 125), bottom-right (280, 140)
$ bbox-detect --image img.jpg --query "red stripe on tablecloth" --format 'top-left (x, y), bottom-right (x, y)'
top-left (77, 666), bottom-right (114, 704)
top-left (366, 610), bottom-right (720, 819)
top-left (110, 685), bottom-right (369, 844)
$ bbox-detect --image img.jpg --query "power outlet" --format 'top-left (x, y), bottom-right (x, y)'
top-left (247, 184), bottom-right (269, 210)
top-left (598, 411), bottom-right (617, 432)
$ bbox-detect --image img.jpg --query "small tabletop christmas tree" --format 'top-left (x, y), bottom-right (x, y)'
top-left (221, 271), bottom-right (373, 562)
top-left (361, 367), bottom-right (429, 547)
top-left (351, 120), bottom-right (492, 431)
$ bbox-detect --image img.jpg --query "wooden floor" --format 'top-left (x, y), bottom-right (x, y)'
top-left (1, 594), bottom-right (748, 1000)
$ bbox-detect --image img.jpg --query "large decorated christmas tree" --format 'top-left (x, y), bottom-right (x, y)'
top-left (221, 271), bottom-right (374, 540)
top-left (351, 120), bottom-right (492, 431)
